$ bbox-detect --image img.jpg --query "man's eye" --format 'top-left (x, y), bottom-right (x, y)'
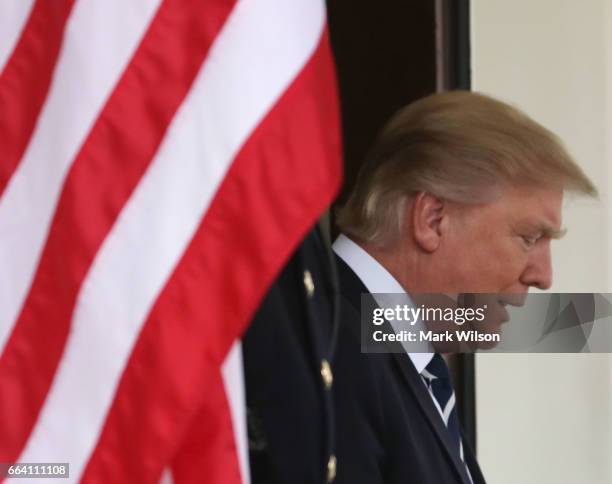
top-left (521, 235), bottom-right (538, 248)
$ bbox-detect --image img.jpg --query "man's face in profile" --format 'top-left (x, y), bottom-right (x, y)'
top-left (436, 185), bottom-right (564, 343)
top-left (442, 185), bottom-right (563, 294)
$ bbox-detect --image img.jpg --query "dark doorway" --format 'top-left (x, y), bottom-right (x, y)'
top-left (326, 0), bottom-right (437, 205)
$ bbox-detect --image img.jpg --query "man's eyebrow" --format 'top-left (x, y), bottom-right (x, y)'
top-left (541, 226), bottom-right (567, 239)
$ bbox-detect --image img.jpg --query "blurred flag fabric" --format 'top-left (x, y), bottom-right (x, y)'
top-left (0, 0), bottom-right (341, 482)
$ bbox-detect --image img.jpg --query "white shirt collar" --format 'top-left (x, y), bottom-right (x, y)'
top-left (333, 234), bottom-right (434, 373)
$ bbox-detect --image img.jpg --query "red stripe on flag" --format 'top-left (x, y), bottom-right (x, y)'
top-left (0, 0), bottom-right (75, 198)
top-left (80, 30), bottom-right (341, 483)
top-left (0, 0), bottom-right (237, 463)
top-left (169, 368), bottom-right (243, 484)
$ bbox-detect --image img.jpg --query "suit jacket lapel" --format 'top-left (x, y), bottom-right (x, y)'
top-left (335, 254), bottom-right (473, 484)
top-left (463, 436), bottom-right (486, 484)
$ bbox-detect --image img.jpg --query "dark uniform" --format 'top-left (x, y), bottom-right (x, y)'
top-left (243, 227), bottom-right (338, 484)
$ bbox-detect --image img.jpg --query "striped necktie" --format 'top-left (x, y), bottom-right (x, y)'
top-left (421, 354), bottom-right (464, 462)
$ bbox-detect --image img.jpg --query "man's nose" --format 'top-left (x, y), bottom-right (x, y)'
top-left (520, 243), bottom-right (553, 290)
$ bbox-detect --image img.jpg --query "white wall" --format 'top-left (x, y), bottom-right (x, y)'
top-left (471, 0), bottom-right (612, 483)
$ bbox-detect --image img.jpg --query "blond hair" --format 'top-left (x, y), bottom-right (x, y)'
top-left (336, 91), bottom-right (597, 246)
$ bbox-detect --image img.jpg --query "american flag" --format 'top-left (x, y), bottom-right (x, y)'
top-left (0, 1), bottom-right (341, 482)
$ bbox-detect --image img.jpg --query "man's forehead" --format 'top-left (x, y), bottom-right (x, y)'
top-left (504, 186), bottom-right (564, 230)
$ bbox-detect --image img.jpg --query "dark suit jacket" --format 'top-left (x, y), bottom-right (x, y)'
top-left (243, 228), bottom-right (336, 484)
top-left (333, 255), bottom-right (486, 484)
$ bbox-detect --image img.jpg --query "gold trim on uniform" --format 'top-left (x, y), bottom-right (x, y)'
top-left (320, 359), bottom-right (333, 390)
top-left (327, 454), bottom-right (337, 482)
top-left (303, 269), bottom-right (315, 298)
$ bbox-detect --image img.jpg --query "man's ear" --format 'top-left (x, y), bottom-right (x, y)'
top-left (410, 192), bottom-right (445, 252)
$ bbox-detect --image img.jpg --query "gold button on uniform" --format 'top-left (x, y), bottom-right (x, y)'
top-left (303, 269), bottom-right (315, 298)
top-left (327, 454), bottom-right (337, 482)
top-left (320, 359), bottom-right (333, 390)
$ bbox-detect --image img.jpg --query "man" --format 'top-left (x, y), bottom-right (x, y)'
top-left (332, 91), bottom-right (596, 483)
top-left (243, 225), bottom-right (339, 484)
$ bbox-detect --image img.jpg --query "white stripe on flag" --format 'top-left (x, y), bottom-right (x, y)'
top-left (159, 468), bottom-right (173, 484)
top-left (0, 0), bottom-right (35, 74)
top-left (222, 342), bottom-right (251, 484)
top-left (0, 0), bottom-right (162, 356)
top-left (14, 0), bottom-right (325, 479)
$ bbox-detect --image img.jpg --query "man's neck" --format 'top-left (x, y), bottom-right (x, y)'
top-left (358, 239), bottom-right (423, 294)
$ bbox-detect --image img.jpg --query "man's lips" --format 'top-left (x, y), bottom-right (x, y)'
top-left (497, 293), bottom-right (527, 307)
top-left (495, 293), bottom-right (528, 324)
top-left (497, 302), bottom-right (510, 323)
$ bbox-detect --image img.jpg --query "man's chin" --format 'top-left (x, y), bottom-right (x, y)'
top-left (473, 335), bottom-right (501, 350)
